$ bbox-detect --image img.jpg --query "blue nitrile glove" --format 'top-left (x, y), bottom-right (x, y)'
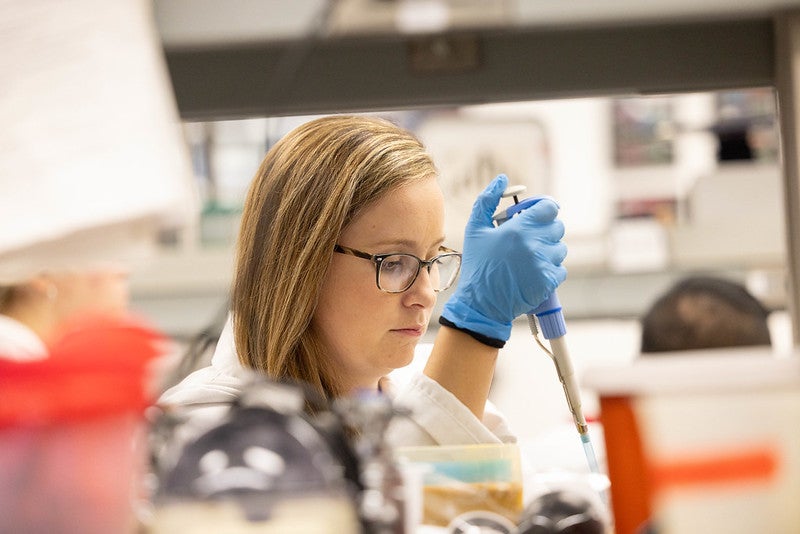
top-left (440, 174), bottom-right (568, 347)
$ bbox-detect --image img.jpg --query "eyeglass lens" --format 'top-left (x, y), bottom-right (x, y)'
top-left (378, 253), bottom-right (460, 292)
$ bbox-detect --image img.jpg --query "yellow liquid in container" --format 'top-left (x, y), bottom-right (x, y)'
top-left (422, 481), bottom-right (524, 527)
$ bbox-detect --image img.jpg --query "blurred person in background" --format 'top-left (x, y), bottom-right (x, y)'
top-left (0, 266), bottom-right (130, 361)
top-left (640, 275), bottom-right (771, 354)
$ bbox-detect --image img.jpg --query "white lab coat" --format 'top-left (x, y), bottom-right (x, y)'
top-left (0, 314), bottom-right (47, 361)
top-left (158, 317), bottom-right (516, 448)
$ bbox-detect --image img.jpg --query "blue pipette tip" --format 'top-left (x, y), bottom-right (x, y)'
top-left (581, 434), bottom-right (601, 476)
top-left (580, 435), bottom-right (610, 507)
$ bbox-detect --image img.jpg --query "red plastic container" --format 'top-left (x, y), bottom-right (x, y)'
top-left (0, 315), bottom-right (164, 534)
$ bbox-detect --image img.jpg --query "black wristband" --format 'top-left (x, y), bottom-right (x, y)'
top-left (438, 316), bottom-right (506, 348)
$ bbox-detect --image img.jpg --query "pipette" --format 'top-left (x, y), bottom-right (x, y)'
top-left (493, 186), bottom-right (600, 475)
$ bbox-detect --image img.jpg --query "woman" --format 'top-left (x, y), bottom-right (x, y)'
top-left (160, 115), bottom-right (567, 446)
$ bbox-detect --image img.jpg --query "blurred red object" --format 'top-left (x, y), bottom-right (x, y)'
top-left (0, 314), bottom-right (164, 426)
top-left (0, 314), bottom-right (167, 533)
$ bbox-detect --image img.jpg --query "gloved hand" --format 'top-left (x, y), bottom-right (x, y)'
top-left (440, 174), bottom-right (567, 346)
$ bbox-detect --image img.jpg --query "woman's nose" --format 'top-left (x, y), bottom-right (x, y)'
top-left (403, 266), bottom-right (437, 308)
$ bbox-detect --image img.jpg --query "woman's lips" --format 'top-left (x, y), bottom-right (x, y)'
top-left (392, 326), bottom-right (425, 336)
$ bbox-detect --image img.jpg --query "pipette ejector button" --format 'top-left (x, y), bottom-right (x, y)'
top-left (493, 192), bottom-right (545, 226)
top-left (501, 184), bottom-right (527, 203)
top-left (493, 185), bottom-right (527, 225)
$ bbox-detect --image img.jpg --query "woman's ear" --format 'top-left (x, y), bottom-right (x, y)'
top-left (28, 274), bottom-right (58, 302)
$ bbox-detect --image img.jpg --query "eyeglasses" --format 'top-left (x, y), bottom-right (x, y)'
top-left (333, 244), bottom-right (462, 293)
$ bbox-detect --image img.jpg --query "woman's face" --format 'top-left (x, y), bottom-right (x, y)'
top-left (50, 266), bottom-right (130, 323)
top-left (313, 175), bottom-right (446, 393)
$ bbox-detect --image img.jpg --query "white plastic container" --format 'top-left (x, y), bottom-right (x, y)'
top-left (583, 348), bottom-right (800, 534)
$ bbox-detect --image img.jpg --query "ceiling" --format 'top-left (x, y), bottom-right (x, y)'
top-left (154, 0), bottom-right (800, 49)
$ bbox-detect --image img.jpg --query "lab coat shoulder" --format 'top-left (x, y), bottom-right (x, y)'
top-left (158, 364), bottom-right (245, 407)
top-left (158, 315), bottom-right (251, 410)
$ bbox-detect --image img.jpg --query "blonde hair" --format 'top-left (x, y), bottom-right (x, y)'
top-left (0, 286), bottom-right (16, 312)
top-left (232, 115), bottom-right (437, 402)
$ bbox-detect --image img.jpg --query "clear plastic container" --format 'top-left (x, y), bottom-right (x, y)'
top-left (395, 443), bottom-right (524, 528)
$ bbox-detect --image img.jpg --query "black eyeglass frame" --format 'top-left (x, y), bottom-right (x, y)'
top-left (333, 243), bottom-right (462, 293)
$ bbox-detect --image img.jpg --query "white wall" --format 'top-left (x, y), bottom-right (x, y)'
top-left (460, 98), bottom-right (615, 238)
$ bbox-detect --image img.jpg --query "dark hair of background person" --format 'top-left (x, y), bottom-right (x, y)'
top-left (640, 276), bottom-right (771, 354)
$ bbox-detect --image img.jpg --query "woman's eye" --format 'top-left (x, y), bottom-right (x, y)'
top-left (382, 257), bottom-right (405, 273)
